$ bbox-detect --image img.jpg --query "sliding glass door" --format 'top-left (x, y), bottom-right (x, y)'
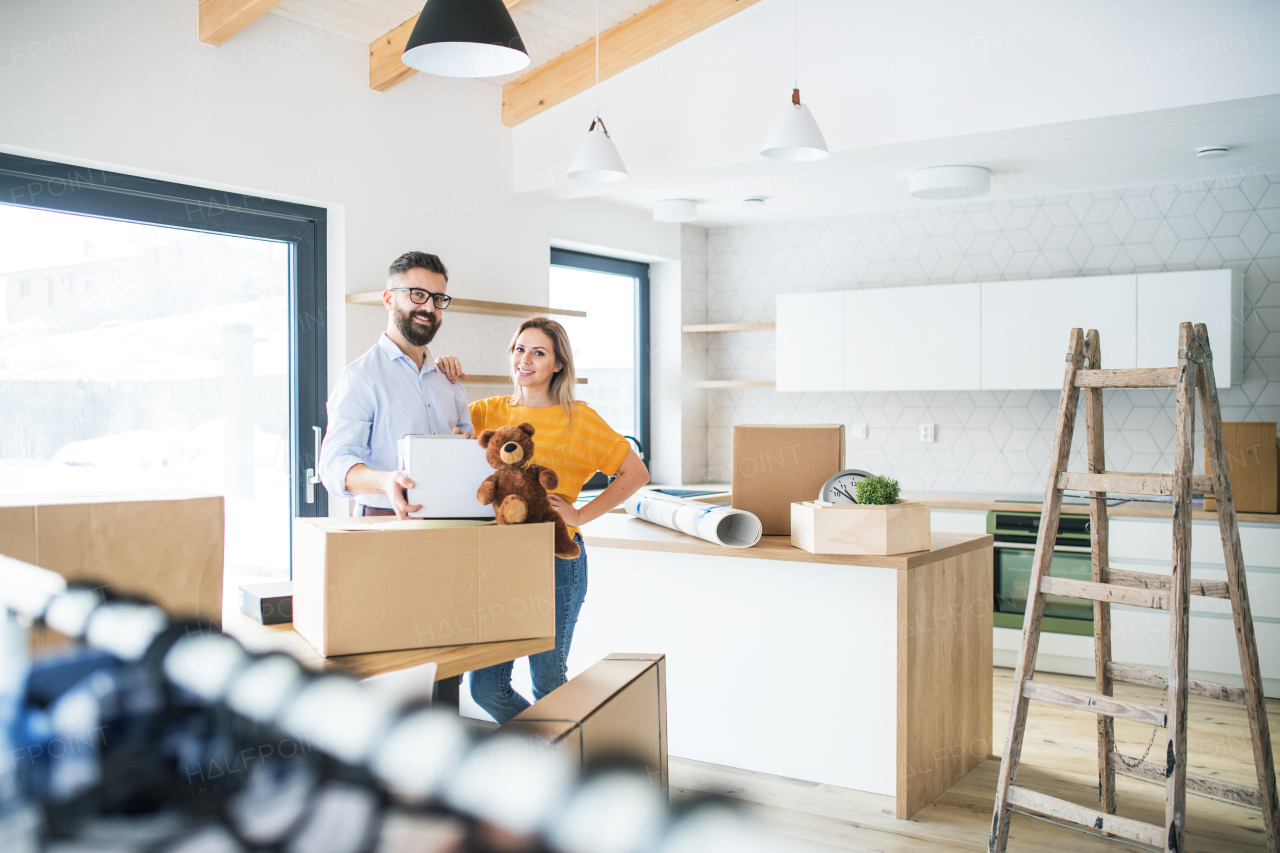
top-left (0, 153), bottom-right (326, 584)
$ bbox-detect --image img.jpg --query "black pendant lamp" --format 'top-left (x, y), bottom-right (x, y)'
top-left (402, 0), bottom-right (530, 78)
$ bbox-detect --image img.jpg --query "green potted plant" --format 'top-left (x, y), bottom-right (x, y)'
top-left (791, 473), bottom-right (930, 555)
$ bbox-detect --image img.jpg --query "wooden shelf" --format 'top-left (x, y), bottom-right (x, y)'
top-left (682, 322), bottom-right (775, 333)
top-left (690, 380), bottom-right (775, 389)
top-left (462, 375), bottom-right (588, 385)
top-left (346, 292), bottom-right (586, 319)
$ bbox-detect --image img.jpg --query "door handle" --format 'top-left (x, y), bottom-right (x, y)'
top-left (305, 425), bottom-right (322, 504)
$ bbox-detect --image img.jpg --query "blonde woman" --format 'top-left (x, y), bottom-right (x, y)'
top-left (468, 317), bottom-right (649, 724)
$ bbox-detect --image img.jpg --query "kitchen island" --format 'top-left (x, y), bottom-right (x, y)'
top-left (567, 512), bottom-right (994, 819)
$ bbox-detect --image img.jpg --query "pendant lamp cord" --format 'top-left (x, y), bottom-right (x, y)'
top-left (595, 0), bottom-right (600, 120)
top-left (793, 0), bottom-right (798, 90)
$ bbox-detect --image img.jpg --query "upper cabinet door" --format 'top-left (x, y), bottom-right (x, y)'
top-left (844, 284), bottom-right (981, 391)
top-left (980, 275), bottom-right (1137, 390)
top-left (776, 291), bottom-right (845, 392)
top-left (1136, 269), bottom-right (1242, 387)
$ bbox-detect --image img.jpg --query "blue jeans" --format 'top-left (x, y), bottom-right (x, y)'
top-left (469, 534), bottom-right (588, 725)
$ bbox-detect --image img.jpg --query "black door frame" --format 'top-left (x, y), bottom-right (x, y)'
top-left (0, 152), bottom-right (329, 520)
top-left (549, 247), bottom-right (651, 477)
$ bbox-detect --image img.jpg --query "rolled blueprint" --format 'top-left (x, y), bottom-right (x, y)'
top-left (625, 491), bottom-right (762, 548)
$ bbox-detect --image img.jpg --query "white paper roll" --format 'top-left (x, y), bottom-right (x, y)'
top-left (624, 492), bottom-right (761, 548)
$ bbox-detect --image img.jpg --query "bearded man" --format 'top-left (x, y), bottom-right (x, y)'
top-left (319, 251), bottom-right (474, 518)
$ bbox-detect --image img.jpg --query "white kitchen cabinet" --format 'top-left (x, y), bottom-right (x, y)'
top-left (980, 276), bottom-right (1137, 390)
top-left (775, 291), bottom-right (845, 392)
top-left (843, 283), bottom-right (981, 391)
top-left (771, 270), bottom-right (1242, 393)
top-left (1136, 268), bottom-right (1242, 387)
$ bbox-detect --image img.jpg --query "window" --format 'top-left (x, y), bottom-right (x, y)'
top-left (0, 152), bottom-right (327, 586)
top-left (549, 248), bottom-right (649, 487)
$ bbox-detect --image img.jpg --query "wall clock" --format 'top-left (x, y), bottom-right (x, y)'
top-left (819, 469), bottom-right (873, 504)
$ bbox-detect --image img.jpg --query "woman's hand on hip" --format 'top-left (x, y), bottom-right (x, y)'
top-left (546, 493), bottom-right (581, 527)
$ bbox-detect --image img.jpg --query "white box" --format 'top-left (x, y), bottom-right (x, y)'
top-left (397, 435), bottom-right (496, 519)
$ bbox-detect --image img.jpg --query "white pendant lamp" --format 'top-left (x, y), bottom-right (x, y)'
top-left (567, 0), bottom-right (627, 182)
top-left (761, 0), bottom-right (828, 162)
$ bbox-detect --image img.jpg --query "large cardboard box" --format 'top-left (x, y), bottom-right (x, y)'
top-left (732, 424), bottom-right (845, 535)
top-left (292, 517), bottom-right (555, 657)
top-left (1205, 422), bottom-right (1278, 514)
top-left (0, 489), bottom-right (223, 622)
top-left (502, 653), bottom-right (667, 795)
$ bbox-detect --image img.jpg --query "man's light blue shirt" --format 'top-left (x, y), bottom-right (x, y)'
top-left (319, 333), bottom-right (473, 510)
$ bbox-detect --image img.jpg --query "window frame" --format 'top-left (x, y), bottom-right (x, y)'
top-left (549, 247), bottom-right (651, 479)
top-left (0, 151), bottom-right (329, 522)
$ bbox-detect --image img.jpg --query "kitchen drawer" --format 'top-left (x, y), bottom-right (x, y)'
top-left (1106, 558), bottom-right (1280, 621)
top-left (1108, 516), bottom-right (1280, 570)
top-left (929, 508), bottom-right (989, 534)
top-left (1112, 608), bottom-right (1280, 684)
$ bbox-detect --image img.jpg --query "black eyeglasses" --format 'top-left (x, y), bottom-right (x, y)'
top-left (387, 288), bottom-right (451, 309)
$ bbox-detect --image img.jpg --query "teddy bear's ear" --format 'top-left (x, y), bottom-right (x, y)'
top-left (518, 422), bottom-right (536, 436)
top-left (477, 429), bottom-right (496, 448)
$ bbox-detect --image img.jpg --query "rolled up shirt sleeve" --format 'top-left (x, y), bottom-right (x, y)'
top-left (319, 370), bottom-right (376, 498)
top-left (449, 380), bottom-right (473, 433)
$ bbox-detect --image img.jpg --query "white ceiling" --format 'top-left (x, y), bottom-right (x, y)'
top-left (268, 0), bottom-right (663, 85)
top-left (509, 0), bottom-right (1280, 225)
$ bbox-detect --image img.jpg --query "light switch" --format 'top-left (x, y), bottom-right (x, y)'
top-left (852, 424), bottom-right (868, 439)
top-left (918, 423), bottom-right (936, 443)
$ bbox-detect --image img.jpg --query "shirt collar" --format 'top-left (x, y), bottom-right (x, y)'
top-left (378, 334), bottom-right (436, 373)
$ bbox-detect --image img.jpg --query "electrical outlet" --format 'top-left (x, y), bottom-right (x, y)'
top-left (852, 424), bottom-right (868, 439)
top-left (918, 423), bottom-right (935, 443)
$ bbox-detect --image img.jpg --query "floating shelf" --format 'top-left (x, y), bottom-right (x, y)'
top-left (462, 375), bottom-right (588, 385)
top-left (345, 292), bottom-right (586, 319)
top-left (691, 380), bottom-right (776, 389)
top-left (682, 322), bottom-right (775, 333)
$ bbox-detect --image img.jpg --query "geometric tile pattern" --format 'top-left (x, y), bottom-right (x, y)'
top-left (686, 171), bottom-right (1280, 492)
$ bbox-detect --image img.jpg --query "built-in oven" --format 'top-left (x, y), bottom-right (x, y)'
top-left (988, 510), bottom-right (1097, 636)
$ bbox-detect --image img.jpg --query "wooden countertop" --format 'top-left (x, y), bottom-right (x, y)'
top-left (903, 490), bottom-right (1280, 524)
top-left (580, 512), bottom-right (992, 569)
top-left (221, 607), bottom-right (554, 680)
top-left (634, 485), bottom-right (1280, 525)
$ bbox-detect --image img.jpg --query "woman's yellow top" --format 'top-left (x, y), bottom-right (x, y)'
top-left (469, 396), bottom-right (630, 539)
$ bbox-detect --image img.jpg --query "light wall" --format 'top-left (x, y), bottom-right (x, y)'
top-left (0, 0), bottom-right (680, 449)
top-left (683, 171), bottom-right (1280, 492)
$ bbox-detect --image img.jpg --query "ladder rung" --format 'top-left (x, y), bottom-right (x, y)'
top-left (1040, 576), bottom-right (1167, 609)
top-left (1108, 751), bottom-right (1264, 808)
top-left (1103, 568), bottom-right (1231, 599)
top-left (1075, 367), bottom-right (1181, 388)
top-left (1057, 471), bottom-right (1214, 495)
top-left (1105, 662), bottom-right (1247, 705)
top-left (1004, 785), bottom-right (1165, 848)
top-left (1022, 679), bottom-right (1168, 727)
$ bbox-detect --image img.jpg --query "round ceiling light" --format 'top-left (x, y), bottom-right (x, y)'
top-left (1196, 146), bottom-right (1230, 159)
top-left (908, 165), bottom-right (991, 200)
top-left (402, 0), bottom-right (530, 78)
top-left (653, 199), bottom-right (698, 223)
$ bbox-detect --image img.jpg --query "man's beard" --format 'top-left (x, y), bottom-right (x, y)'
top-left (394, 306), bottom-right (440, 347)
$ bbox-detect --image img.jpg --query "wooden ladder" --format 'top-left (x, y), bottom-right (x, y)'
top-left (989, 323), bottom-right (1279, 853)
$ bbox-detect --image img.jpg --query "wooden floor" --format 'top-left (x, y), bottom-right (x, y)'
top-left (671, 667), bottom-right (1280, 852)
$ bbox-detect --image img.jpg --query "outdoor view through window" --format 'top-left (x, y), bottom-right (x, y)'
top-left (549, 264), bottom-right (637, 441)
top-left (0, 204), bottom-right (291, 584)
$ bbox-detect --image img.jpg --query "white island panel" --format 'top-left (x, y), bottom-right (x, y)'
top-left (568, 546), bottom-right (899, 795)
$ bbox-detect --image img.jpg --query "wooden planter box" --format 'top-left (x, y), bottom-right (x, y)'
top-left (790, 500), bottom-right (931, 556)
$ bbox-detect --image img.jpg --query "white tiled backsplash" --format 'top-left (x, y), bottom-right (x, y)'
top-left (680, 173), bottom-right (1280, 491)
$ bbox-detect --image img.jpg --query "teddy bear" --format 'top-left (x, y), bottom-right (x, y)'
top-left (476, 422), bottom-right (580, 559)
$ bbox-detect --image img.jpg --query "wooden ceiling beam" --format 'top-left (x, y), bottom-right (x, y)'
top-left (198, 0), bottom-right (286, 47)
top-left (501, 0), bottom-right (764, 127)
top-left (369, 0), bottom-right (542, 93)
